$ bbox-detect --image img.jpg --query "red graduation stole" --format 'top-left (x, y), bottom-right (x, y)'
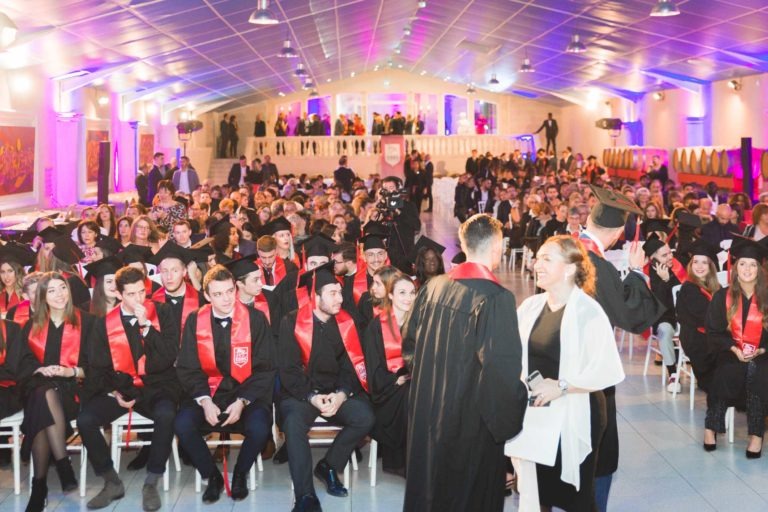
top-left (379, 311), bottom-right (404, 373)
top-left (0, 290), bottom-right (21, 313)
top-left (0, 321), bottom-right (14, 387)
top-left (726, 292), bottom-right (763, 356)
top-left (669, 258), bottom-right (688, 283)
top-left (10, 300), bottom-right (30, 326)
top-left (28, 309), bottom-right (82, 367)
top-left (578, 233), bottom-right (604, 258)
top-left (448, 262), bottom-right (501, 286)
top-left (152, 283), bottom-right (199, 336)
top-left (253, 293), bottom-right (270, 324)
top-left (352, 263), bottom-right (370, 306)
top-left (196, 302), bottom-right (253, 397)
top-left (144, 277), bottom-right (154, 299)
top-left (104, 301), bottom-right (161, 387)
top-left (689, 282), bottom-right (713, 333)
top-left (294, 304), bottom-right (369, 392)
top-left (257, 257), bottom-right (287, 285)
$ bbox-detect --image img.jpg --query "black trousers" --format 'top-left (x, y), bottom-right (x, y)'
top-left (545, 136), bottom-right (557, 155)
top-left (77, 395), bottom-right (177, 476)
top-left (424, 186), bottom-right (433, 211)
top-left (280, 396), bottom-right (374, 499)
top-left (174, 402), bottom-right (272, 478)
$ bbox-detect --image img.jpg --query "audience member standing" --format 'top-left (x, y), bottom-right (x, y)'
top-left (147, 152), bottom-right (166, 206)
top-left (228, 115), bottom-right (239, 158)
top-left (219, 114), bottom-right (229, 158)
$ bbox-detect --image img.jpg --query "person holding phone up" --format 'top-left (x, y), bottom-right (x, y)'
top-left (505, 235), bottom-right (624, 512)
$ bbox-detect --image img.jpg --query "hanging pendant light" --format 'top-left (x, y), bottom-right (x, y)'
top-left (466, 83), bottom-right (476, 94)
top-left (566, 34), bottom-right (587, 53)
top-left (309, 89), bottom-right (319, 97)
top-left (519, 57), bottom-right (535, 73)
top-left (650, 0), bottom-right (680, 17)
top-left (489, 74), bottom-right (499, 85)
top-left (294, 63), bottom-right (308, 77)
top-left (249, 0), bottom-right (278, 25)
top-left (302, 77), bottom-right (315, 90)
top-left (278, 39), bottom-right (298, 58)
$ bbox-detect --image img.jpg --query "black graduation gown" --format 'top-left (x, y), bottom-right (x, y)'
top-left (278, 310), bottom-right (364, 400)
top-left (341, 272), bottom-right (373, 331)
top-left (0, 320), bottom-right (22, 419)
top-left (242, 289), bottom-right (280, 340)
top-left (85, 302), bottom-right (182, 407)
top-left (649, 263), bottom-right (680, 328)
top-left (676, 282), bottom-right (716, 391)
top-left (274, 270), bottom-right (300, 318)
top-left (161, 289), bottom-right (206, 340)
top-left (176, 307), bottom-right (275, 411)
top-left (588, 252), bottom-right (665, 477)
top-left (361, 316), bottom-right (408, 470)
top-left (401, 275), bottom-right (527, 512)
top-left (66, 273), bottom-right (92, 311)
top-left (11, 311), bottom-right (95, 457)
top-left (706, 288), bottom-right (768, 403)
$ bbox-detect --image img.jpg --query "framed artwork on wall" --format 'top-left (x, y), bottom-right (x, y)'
top-left (82, 118), bottom-right (110, 199)
top-left (0, 112), bottom-right (39, 211)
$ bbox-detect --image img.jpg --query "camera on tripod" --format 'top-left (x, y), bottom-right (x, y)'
top-left (377, 188), bottom-right (406, 213)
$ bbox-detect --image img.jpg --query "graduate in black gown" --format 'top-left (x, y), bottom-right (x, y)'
top-left (11, 272), bottom-right (95, 512)
top-left (362, 269), bottom-right (415, 476)
top-left (402, 215), bottom-right (527, 512)
top-left (0, 318), bottom-right (22, 422)
top-left (704, 237), bottom-right (768, 456)
top-left (47, 236), bottom-right (92, 311)
top-left (575, 186), bottom-right (665, 512)
top-left (226, 255), bottom-right (277, 332)
top-left (676, 239), bottom-right (721, 393)
top-left (341, 233), bottom-right (389, 330)
top-left (274, 234), bottom-right (336, 319)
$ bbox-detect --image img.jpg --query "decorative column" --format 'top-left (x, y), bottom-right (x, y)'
top-left (53, 112), bottom-right (83, 207)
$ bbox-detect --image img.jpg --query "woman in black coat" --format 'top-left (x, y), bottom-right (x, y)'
top-left (362, 270), bottom-right (416, 476)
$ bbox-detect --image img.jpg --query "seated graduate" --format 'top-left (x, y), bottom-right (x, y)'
top-left (506, 235), bottom-right (624, 512)
top-left (0, 242), bottom-right (32, 317)
top-left (342, 231), bottom-right (389, 329)
top-left (77, 266), bottom-right (180, 511)
top-left (174, 265), bottom-right (275, 503)
top-left (84, 257), bottom-right (122, 318)
top-left (362, 269), bottom-right (416, 477)
top-left (274, 234), bottom-right (337, 318)
top-left (411, 235), bottom-right (446, 286)
top-left (117, 244), bottom-right (162, 299)
top-left (676, 239), bottom-right (721, 393)
top-left (704, 237), bottom-right (768, 457)
top-left (263, 217), bottom-right (301, 269)
top-left (256, 234), bottom-right (298, 287)
top-left (278, 262), bottom-right (375, 512)
top-left (224, 255), bottom-right (276, 329)
top-left (5, 271), bottom-right (42, 326)
top-left (11, 271), bottom-right (95, 512)
top-left (47, 235), bottom-right (92, 311)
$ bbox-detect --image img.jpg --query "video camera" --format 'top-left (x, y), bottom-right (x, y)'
top-left (377, 188), bottom-right (406, 213)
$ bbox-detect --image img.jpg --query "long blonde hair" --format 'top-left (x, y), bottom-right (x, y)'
top-left (542, 235), bottom-right (597, 297)
top-left (727, 259), bottom-right (768, 329)
top-left (686, 257), bottom-right (720, 295)
top-left (31, 272), bottom-right (79, 336)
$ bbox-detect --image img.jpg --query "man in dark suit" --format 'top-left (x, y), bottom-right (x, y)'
top-left (559, 146), bottom-right (576, 174)
top-left (535, 112), bottom-right (559, 155)
top-left (701, 204), bottom-right (739, 248)
top-left (646, 155), bottom-right (669, 185)
top-left (228, 156), bottom-right (252, 190)
top-left (422, 154), bottom-right (434, 212)
top-left (253, 114), bottom-right (266, 155)
top-left (465, 149), bottom-right (479, 176)
top-left (147, 152), bottom-right (166, 205)
top-left (415, 114), bottom-right (425, 135)
top-left (389, 111), bottom-right (405, 135)
top-left (219, 114), bottom-right (229, 158)
top-left (260, 155), bottom-right (279, 186)
top-left (136, 168), bottom-right (149, 207)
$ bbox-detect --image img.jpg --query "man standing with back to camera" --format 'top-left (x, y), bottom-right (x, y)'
top-left (402, 214), bottom-right (528, 512)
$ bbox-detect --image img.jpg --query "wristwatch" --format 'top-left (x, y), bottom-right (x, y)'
top-left (558, 379), bottom-right (569, 395)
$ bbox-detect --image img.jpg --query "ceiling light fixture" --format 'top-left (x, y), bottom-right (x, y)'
top-left (418, 1), bottom-right (427, 8)
top-left (278, 39), bottom-right (298, 58)
top-left (309, 89), bottom-right (319, 97)
top-left (650, 0), bottom-right (680, 17)
top-left (566, 34), bottom-right (587, 53)
top-left (652, 91), bottom-right (664, 101)
top-left (404, 26), bottom-right (412, 36)
top-left (420, 70), bottom-right (427, 76)
top-left (350, 71), bottom-right (356, 78)
top-left (395, 45), bottom-right (401, 54)
top-left (294, 63), bottom-right (308, 77)
top-left (302, 78), bottom-right (315, 90)
top-left (466, 84), bottom-right (476, 94)
top-left (728, 79), bottom-right (742, 91)
top-left (0, 12), bottom-right (17, 49)
top-left (519, 57), bottom-right (535, 73)
top-left (278, 91), bottom-right (286, 97)
top-left (249, 0), bottom-right (279, 25)
top-left (489, 73), bottom-right (499, 85)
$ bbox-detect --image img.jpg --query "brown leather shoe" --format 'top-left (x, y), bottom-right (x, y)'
top-left (261, 438), bottom-right (276, 460)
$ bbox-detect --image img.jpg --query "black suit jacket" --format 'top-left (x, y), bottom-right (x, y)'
top-left (536, 119), bottom-right (559, 138)
top-left (228, 164), bottom-right (252, 189)
top-left (423, 161), bottom-right (434, 187)
top-left (147, 166), bottom-right (164, 205)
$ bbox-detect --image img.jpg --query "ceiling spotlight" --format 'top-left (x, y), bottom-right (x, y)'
top-left (519, 58), bottom-right (535, 73)
top-left (0, 12), bottom-right (17, 49)
top-left (387, 60), bottom-right (394, 68)
top-left (418, 1), bottom-right (427, 7)
top-left (278, 39), bottom-right (298, 58)
top-left (395, 46), bottom-right (401, 54)
top-left (420, 70), bottom-right (427, 76)
top-left (249, 0), bottom-right (279, 25)
top-left (650, 0), bottom-right (680, 17)
top-left (309, 89), bottom-right (319, 97)
top-left (466, 84), bottom-right (476, 94)
top-left (350, 71), bottom-right (356, 78)
top-left (294, 63), bottom-right (308, 77)
top-left (404, 26), bottom-right (412, 36)
top-left (278, 91), bottom-right (286, 97)
top-left (566, 34), bottom-right (587, 53)
top-left (489, 74), bottom-right (499, 85)
top-left (98, 95), bottom-right (109, 106)
top-left (302, 78), bottom-right (314, 90)
top-left (652, 91), bottom-right (664, 101)
top-left (728, 79), bottom-right (742, 91)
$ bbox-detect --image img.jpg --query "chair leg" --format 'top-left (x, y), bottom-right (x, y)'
top-left (111, 424), bottom-right (119, 471)
top-left (343, 462), bottom-right (350, 488)
top-left (257, 453), bottom-right (263, 472)
top-left (643, 336), bottom-right (653, 376)
top-left (351, 452), bottom-right (358, 471)
top-left (163, 460), bottom-right (169, 492)
top-left (80, 446), bottom-right (87, 498)
top-left (172, 437), bottom-right (181, 472)
top-left (369, 440), bottom-right (377, 487)
top-left (628, 334), bottom-right (634, 361)
top-left (726, 407), bottom-right (735, 443)
top-left (249, 464), bottom-right (257, 491)
top-left (12, 425), bottom-right (20, 495)
top-left (195, 471), bottom-right (201, 493)
top-left (689, 370), bottom-right (696, 411)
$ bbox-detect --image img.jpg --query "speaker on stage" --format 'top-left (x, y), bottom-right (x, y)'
top-left (97, 141), bottom-right (110, 205)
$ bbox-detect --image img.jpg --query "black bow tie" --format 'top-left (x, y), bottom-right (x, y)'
top-left (169, 297), bottom-right (179, 305)
top-left (215, 317), bottom-right (230, 327)
top-left (122, 315), bottom-right (137, 326)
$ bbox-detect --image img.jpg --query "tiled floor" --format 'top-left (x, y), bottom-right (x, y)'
top-left (3, 205), bottom-right (767, 511)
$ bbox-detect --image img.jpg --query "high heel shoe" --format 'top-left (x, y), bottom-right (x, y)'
top-left (703, 432), bottom-right (717, 452)
top-left (746, 448), bottom-right (762, 459)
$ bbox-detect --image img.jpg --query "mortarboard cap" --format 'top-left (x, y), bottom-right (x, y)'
top-left (224, 255), bottom-right (261, 279)
top-left (642, 219), bottom-right (672, 235)
top-left (451, 252), bottom-right (466, 264)
top-left (118, 244), bottom-right (153, 265)
top-left (84, 256), bottom-right (123, 280)
top-left (27, 213), bottom-right (59, 231)
top-left (363, 221), bottom-right (388, 237)
top-left (264, 217), bottom-right (292, 236)
top-left (174, 195), bottom-right (190, 207)
top-left (642, 235), bottom-right (666, 258)
top-left (730, 235), bottom-right (768, 263)
top-left (360, 233), bottom-right (387, 251)
top-left (213, 252), bottom-right (234, 266)
top-left (0, 242), bottom-right (36, 267)
top-left (687, 239), bottom-right (719, 264)
top-left (148, 242), bottom-right (192, 266)
top-left (673, 210), bottom-right (702, 230)
top-left (209, 217), bottom-right (234, 237)
top-left (188, 245), bottom-right (214, 264)
top-left (410, 236), bottom-right (446, 263)
top-left (95, 236), bottom-right (122, 256)
top-left (51, 237), bottom-right (85, 265)
top-left (37, 227), bottom-right (65, 244)
top-left (588, 185), bottom-right (643, 228)
top-left (300, 234), bottom-right (337, 259)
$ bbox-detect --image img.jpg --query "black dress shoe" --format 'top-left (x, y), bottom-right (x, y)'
top-left (230, 471), bottom-right (249, 501)
top-left (273, 443), bottom-right (289, 464)
top-left (314, 459), bottom-right (348, 497)
top-left (703, 433), bottom-right (717, 452)
top-left (202, 471), bottom-right (224, 504)
top-left (746, 449), bottom-right (762, 459)
top-left (292, 493), bottom-right (322, 512)
top-left (127, 445), bottom-right (151, 470)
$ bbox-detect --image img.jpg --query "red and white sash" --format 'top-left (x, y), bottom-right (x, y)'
top-left (196, 302), bottom-right (253, 397)
top-left (104, 301), bottom-right (161, 387)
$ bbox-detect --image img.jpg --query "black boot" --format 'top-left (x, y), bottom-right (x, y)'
top-left (202, 470), bottom-right (224, 504)
top-left (230, 470), bottom-right (249, 501)
top-left (25, 478), bottom-right (47, 512)
top-left (55, 456), bottom-right (78, 493)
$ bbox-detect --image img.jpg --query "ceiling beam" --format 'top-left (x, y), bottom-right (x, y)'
top-left (59, 61), bottom-right (137, 94)
top-left (592, 85), bottom-right (644, 103)
top-left (640, 70), bottom-right (705, 95)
